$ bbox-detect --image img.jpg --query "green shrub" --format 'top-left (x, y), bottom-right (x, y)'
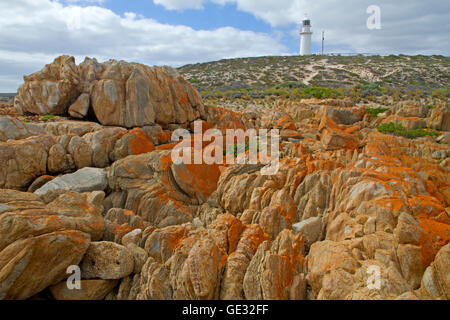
top-left (300, 87), bottom-right (342, 99)
top-left (366, 107), bottom-right (389, 118)
top-left (40, 115), bottom-right (57, 120)
top-left (377, 122), bottom-right (437, 139)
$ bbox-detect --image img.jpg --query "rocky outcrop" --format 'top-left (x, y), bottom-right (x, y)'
top-left (14, 56), bottom-right (80, 116)
top-left (0, 230), bottom-right (90, 300)
top-left (2, 56), bottom-right (449, 301)
top-left (0, 121), bottom-right (164, 191)
top-left (0, 189), bottom-right (104, 252)
top-left (15, 56), bottom-right (206, 129)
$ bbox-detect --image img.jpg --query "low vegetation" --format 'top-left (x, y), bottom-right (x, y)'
top-left (40, 115), bottom-right (57, 120)
top-left (366, 107), bottom-right (389, 118)
top-left (377, 122), bottom-right (438, 139)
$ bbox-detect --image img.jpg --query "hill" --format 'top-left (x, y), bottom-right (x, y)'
top-left (178, 55), bottom-right (449, 99)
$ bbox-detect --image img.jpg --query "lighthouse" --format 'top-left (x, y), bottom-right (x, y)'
top-left (300, 18), bottom-right (313, 55)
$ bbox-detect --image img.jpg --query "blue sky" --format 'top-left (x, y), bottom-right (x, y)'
top-left (0, 0), bottom-right (448, 91)
top-left (77, 0), bottom-right (307, 54)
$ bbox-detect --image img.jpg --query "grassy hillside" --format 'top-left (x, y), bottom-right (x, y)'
top-left (178, 55), bottom-right (449, 101)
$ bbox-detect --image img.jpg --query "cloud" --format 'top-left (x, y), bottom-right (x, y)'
top-left (0, 0), bottom-right (287, 91)
top-left (154, 0), bottom-right (450, 55)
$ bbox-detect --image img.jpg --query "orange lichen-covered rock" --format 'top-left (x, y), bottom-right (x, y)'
top-left (0, 190), bottom-right (104, 252)
top-left (243, 230), bottom-right (306, 300)
top-left (103, 208), bottom-right (150, 244)
top-left (170, 161), bottom-right (221, 204)
top-left (111, 128), bottom-right (155, 161)
top-left (107, 151), bottom-right (196, 227)
top-left (0, 230), bottom-right (91, 300)
top-left (319, 115), bottom-right (359, 150)
top-left (205, 105), bottom-right (253, 132)
top-left (220, 224), bottom-right (266, 300)
top-left (274, 115), bottom-right (297, 131)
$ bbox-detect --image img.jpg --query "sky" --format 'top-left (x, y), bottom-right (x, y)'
top-left (0, 0), bottom-right (449, 92)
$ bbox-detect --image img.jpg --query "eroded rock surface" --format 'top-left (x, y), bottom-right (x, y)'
top-left (1, 56), bottom-right (449, 301)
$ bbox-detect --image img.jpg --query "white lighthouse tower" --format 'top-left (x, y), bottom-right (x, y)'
top-left (300, 18), bottom-right (313, 55)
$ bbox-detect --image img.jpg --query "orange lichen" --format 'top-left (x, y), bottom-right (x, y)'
top-left (173, 162), bottom-right (221, 200)
top-left (416, 214), bottom-right (450, 267)
top-left (274, 115), bottom-right (297, 131)
top-left (128, 128), bottom-right (156, 155)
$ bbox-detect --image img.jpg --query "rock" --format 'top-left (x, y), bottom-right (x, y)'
top-left (243, 230), bottom-right (306, 300)
top-left (0, 135), bottom-right (54, 190)
top-left (80, 242), bottom-right (135, 280)
top-left (42, 120), bottom-right (101, 137)
top-left (47, 143), bottom-right (75, 173)
top-left (14, 55), bottom-right (206, 129)
top-left (68, 93), bottom-right (90, 119)
top-left (395, 103), bottom-right (428, 118)
top-left (121, 229), bottom-right (143, 247)
top-left (427, 107), bottom-right (450, 131)
top-left (83, 127), bottom-right (127, 168)
top-left (91, 63), bottom-right (205, 128)
top-left (273, 115), bottom-right (297, 130)
top-left (0, 116), bottom-right (43, 142)
top-left (126, 243), bottom-right (148, 274)
top-left (35, 167), bottom-right (107, 195)
top-left (50, 279), bottom-right (118, 300)
top-left (382, 116), bottom-right (427, 130)
top-left (416, 243), bottom-right (450, 299)
top-left (307, 240), bottom-right (359, 298)
top-left (319, 115), bottom-right (359, 151)
top-left (280, 129), bottom-right (303, 141)
top-left (0, 190), bottom-right (104, 251)
top-left (111, 128), bottom-right (155, 161)
top-left (292, 217), bottom-right (322, 246)
top-left (436, 132), bottom-right (450, 144)
top-left (324, 106), bottom-right (365, 125)
top-left (394, 212), bottom-right (421, 245)
top-left (27, 175), bottom-right (55, 193)
top-left (67, 135), bottom-right (93, 168)
top-left (0, 230), bottom-right (90, 300)
top-left (220, 225), bottom-right (266, 300)
top-left (397, 244), bottom-right (425, 289)
top-left (106, 151), bottom-right (198, 227)
top-left (14, 56), bottom-right (80, 115)
top-left (170, 161), bottom-right (221, 204)
top-left (103, 208), bottom-right (149, 244)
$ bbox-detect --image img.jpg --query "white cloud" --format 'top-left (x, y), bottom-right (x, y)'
top-left (154, 0), bottom-right (206, 10)
top-left (154, 0), bottom-right (450, 55)
top-left (0, 0), bottom-right (287, 91)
